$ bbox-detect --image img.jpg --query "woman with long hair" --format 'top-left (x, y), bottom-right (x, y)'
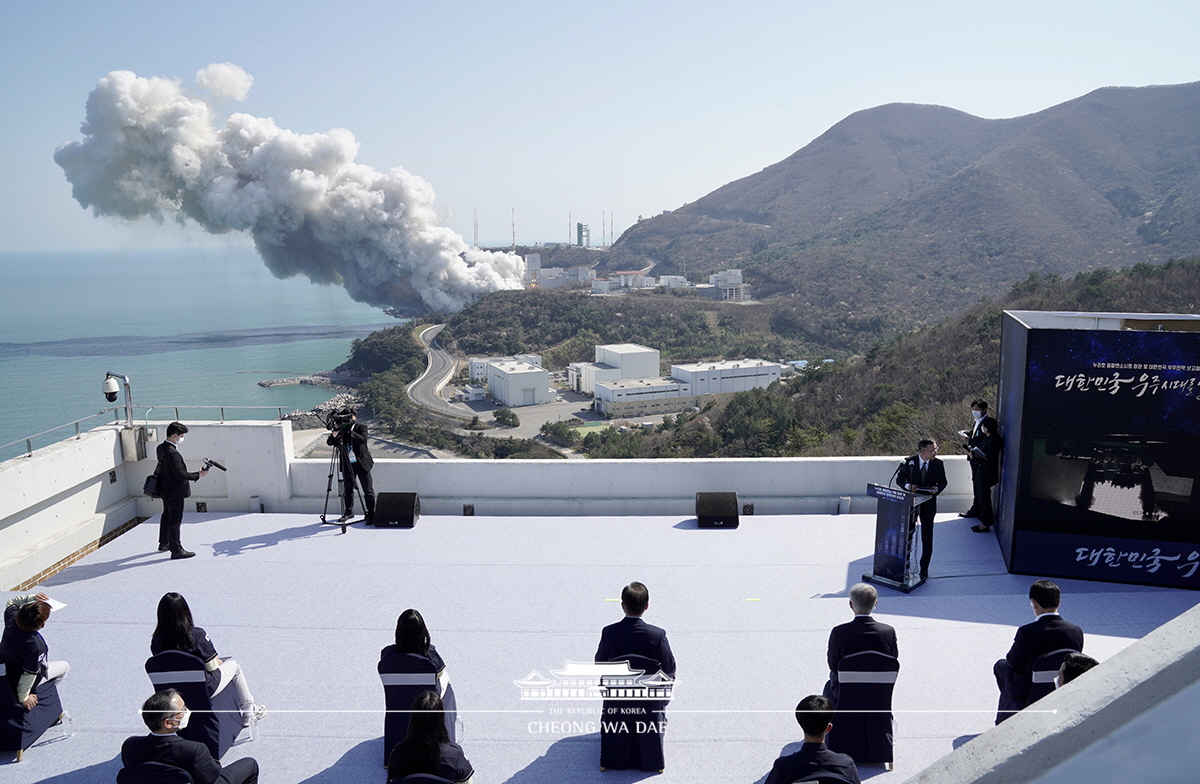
top-left (150, 592), bottom-right (265, 726)
top-left (386, 690), bottom-right (473, 783)
top-left (380, 608), bottom-right (459, 764)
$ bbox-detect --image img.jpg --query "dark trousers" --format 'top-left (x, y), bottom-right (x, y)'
top-left (218, 757), bottom-right (259, 784)
top-left (993, 658), bottom-right (1028, 724)
top-left (916, 499), bottom-right (935, 577)
top-left (159, 497), bottom-right (185, 553)
top-left (972, 474), bottom-right (995, 527)
top-left (341, 462), bottom-right (376, 518)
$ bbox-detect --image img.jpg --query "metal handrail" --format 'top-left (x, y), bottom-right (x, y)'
top-left (1, 405), bottom-right (292, 458)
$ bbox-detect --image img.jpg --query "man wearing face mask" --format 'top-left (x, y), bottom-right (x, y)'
top-left (120, 689), bottom-right (259, 784)
top-left (156, 422), bottom-right (208, 559)
top-left (958, 399), bottom-right (989, 520)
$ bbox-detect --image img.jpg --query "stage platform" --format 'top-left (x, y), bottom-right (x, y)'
top-left (5, 510), bottom-right (1198, 783)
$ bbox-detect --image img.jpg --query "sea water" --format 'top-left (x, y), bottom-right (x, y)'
top-left (0, 246), bottom-right (399, 457)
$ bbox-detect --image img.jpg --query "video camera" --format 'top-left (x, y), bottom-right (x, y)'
top-left (328, 407), bottom-right (356, 435)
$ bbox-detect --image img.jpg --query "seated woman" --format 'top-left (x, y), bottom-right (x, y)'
top-left (380, 609), bottom-right (457, 750)
top-left (150, 592), bottom-right (265, 726)
top-left (2, 593), bottom-right (69, 710)
top-left (387, 690), bottom-right (473, 783)
top-left (382, 609), bottom-right (447, 675)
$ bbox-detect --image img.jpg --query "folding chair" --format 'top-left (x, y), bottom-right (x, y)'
top-left (825, 650), bottom-right (899, 768)
top-left (145, 650), bottom-right (246, 760)
top-left (599, 653), bottom-right (669, 772)
top-left (0, 661), bottom-right (73, 762)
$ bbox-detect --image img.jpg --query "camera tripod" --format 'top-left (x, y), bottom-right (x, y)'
top-left (320, 433), bottom-right (366, 534)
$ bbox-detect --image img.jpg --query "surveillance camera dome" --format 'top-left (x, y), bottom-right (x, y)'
top-left (102, 376), bottom-right (120, 403)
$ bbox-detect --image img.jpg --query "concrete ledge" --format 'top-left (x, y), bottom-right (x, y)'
top-left (907, 601), bottom-right (1200, 784)
top-left (1, 497), bottom-right (140, 590)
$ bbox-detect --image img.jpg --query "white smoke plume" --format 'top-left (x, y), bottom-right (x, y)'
top-left (54, 64), bottom-right (524, 314)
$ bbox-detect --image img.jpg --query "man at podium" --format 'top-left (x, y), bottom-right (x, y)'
top-left (896, 439), bottom-right (947, 579)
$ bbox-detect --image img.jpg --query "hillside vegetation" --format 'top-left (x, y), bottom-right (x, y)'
top-left (439, 287), bottom-right (854, 367)
top-left (577, 259), bottom-right (1200, 458)
top-left (598, 83), bottom-right (1200, 338)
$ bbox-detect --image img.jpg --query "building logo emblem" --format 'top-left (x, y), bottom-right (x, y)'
top-left (514, 660), bottom-right (676, 701)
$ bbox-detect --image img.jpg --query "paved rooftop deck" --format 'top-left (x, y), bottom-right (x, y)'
top-left (5, 510), bottom-right (1198, 783)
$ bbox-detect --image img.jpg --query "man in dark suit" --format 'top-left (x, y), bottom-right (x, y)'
top-left (595, 581), bottom-right (676, 677)
top-left (325, 408), bottom-right (375, 524)
top-left (120, 689), bottom-right (258, 784)
top-left (764, 694), bottom-right (861, 784)
top-left (824, 583), bottom-right (898, 704)
top-left (896, 438), bottom-right (948, 579)
top-left (596, 581), bottom-right (676, 772)
top-left (967, 416), bottom-right (1002, 532)
top-left (958, 398), bottom-right (989, 518)
top-left (994, 580), bottom-right (1084, 723)
top-left (156, 422), bottom-right (208, 559)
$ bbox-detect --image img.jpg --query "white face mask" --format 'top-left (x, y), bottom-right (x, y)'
top-left (175, 709), bottom-right (191, 730)
top-left (177, 435), bottom-right (186, 444)
top-left (972, 410), bottom-right (983, 420)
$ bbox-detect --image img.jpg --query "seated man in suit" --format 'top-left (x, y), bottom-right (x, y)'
top-left (596, 581), bottom-right (676, 678)
top-left (764, 694), bottom-right (861, 784)
top-left (994, 580), bottom-right (1084, 723)
top-left (824, 583), bottom-right (898, 705)
top-left (121, 689), bottom-right (259, 784)
top-left (596, 581), bottom-right (676, 772)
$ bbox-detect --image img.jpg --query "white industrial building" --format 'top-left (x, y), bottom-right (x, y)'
top-left (594, 358), bottom-right (784, 417)
top-left (658, 275), bottom-right (689, 288)
top-left (567, 344), bottom-right (660, 395)
top-left (696, 269), bottom-right (752, 301)
top-left (481, 359), bottom-right (554, 408)
top-left (469, 354), bottom-right (542, 382)
top-left (671, 359), bottom-right (782, 394)
top-left (591, 278), bottom-right (613, 295)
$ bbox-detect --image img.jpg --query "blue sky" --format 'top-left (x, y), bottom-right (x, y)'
top-left (2, 0), bottom-right (1198, 253)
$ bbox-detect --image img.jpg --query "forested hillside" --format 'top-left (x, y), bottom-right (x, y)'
top-left (577, 259), bottom-right (1200, 458)
top-left (596, 83), bottom-right (1200, 339)
top-left (439, 288), bottom-right (841, 366)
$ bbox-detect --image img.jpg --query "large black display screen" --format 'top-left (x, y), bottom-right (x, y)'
top-left (1014, 328), bottom-right (1200, 588)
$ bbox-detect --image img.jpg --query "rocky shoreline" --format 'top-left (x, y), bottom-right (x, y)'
top-left (258, 369), bottom-right (366, 388)
top-left (271, 369), bottom-right (368, 430)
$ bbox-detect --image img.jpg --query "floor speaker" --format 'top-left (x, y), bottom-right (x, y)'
top-left (696, 492), bottom-right (739, 528)
top-left (374, 492), bottom-right (420, 528)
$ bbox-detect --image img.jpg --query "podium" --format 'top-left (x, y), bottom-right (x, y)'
top-left (863, 483), bottom-right (931, 593)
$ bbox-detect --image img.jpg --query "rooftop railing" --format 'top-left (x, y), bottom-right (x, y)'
top-left (0, 405), bottom-right (292, 459)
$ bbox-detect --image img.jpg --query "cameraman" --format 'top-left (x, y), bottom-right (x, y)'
top-left (326, 408), bottom-right (376, 524)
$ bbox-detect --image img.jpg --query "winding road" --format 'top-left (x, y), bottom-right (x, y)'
top-left (406, 324), bottom-right (471, 420)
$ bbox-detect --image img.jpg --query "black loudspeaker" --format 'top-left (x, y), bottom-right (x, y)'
top-left (374, 492), bottom-right (420, 528)
top-left (696, 492), bottom-right (739, 528)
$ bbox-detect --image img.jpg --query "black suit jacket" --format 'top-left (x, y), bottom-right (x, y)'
top-left (327, 423), bottom-right (374, 471)
top-left (1005, 614), bottom-right (1084, 676)
top-left (827, 615), bottom-right (899, 676)
top-left (968, 432), bottom-right (1001, 487)
top-left (122, 733), bottom-right (223, 784)
top-left (896, 455), bottom-right (947, 496)
top-left (156, 441), bottom-right (199, 500)
top-left (764, 741), bottom-right (861, 784)
top-left (596, 616), bottom-right (676, 677)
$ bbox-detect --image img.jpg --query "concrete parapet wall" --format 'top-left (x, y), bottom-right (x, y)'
top-left (0, 427), bottom-right (134, 589)
top-left (2, 419), bottom-right (972, 586)
top-left (288, 455), bottom-right (973, 517)
top-left (908, 601), bottom-right (1200, 784)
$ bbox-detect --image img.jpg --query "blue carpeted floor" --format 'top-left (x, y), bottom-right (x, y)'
top-left (4, 511), bottom-right (1197, 783)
